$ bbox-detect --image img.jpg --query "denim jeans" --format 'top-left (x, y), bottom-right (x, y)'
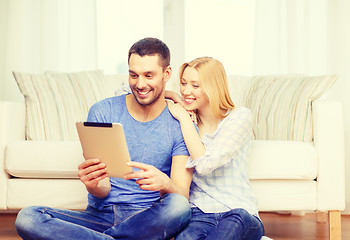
top-left (175, 207), bottom-right (264, 240)
top-left (15, 193), bottom-right (191, 240)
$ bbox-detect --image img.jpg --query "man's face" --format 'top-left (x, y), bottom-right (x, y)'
top-left (128, 54), bottom-right (170, 107)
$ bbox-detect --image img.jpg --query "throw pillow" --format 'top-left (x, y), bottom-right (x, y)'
top-left (13, 70), bottom-right (108, 141)
top-left (244, 75), bottom-right (337, 142)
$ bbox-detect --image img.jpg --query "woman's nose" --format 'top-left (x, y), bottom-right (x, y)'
top-left (182, 86), bottom-right (192, 95)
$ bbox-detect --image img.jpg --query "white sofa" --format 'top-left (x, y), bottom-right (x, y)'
top-left (0, 72), bottom-right (345, 239)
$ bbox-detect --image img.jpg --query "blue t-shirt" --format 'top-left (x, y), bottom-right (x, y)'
top-left (86, 94), bottom-right (189, 210)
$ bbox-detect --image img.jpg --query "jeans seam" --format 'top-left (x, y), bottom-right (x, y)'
top-left (44, 208), bottom-right (113, 227)
top-left (113, 205), bottom-right (118, 225)
top-left (118, 207), bottom-right (148, 225)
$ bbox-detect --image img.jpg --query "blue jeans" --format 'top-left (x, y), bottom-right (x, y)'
top-left (175, 207), bottom-right (264, 240)
top-left (15, 193), bottom-right (191, 240)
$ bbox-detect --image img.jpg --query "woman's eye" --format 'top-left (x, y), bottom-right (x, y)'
top-left (193, 85), bottom-right (199, 88)
top-left (180, 82), bottom-right (186, 86)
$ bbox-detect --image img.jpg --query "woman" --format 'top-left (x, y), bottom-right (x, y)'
top-left (167, 57), bottom-right (265, 240)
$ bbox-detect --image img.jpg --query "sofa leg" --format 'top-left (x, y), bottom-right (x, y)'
top-left (329, 210), bottom-right (341, 240)
top-left (317, 211), bottom-right (327, 223)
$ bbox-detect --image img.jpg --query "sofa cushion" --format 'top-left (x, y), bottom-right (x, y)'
top-left (13, 70), bottom-right (109, 141)
top-left (248, 140), bottom-right (318, 180)
top-left (5, 140), bottom-right (317, 180)
top-left (250, 180), bottom-right (317, 211)
top-left (5, 141), bottom-right (84, 178)
top-left (7, 178), bottom-right (88, 210)
top-left (244, 75), bottom-right (337, 142)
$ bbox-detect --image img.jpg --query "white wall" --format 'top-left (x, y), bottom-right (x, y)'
top-left (328, 0), bottom-right (350, 214)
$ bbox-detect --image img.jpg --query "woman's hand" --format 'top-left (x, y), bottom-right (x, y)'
top-left (167, 101), bottom-right (197, 124)
top-left (187, 110), bottom-right (198, 125)
top-left (165, 90), bottom-right (184, 105)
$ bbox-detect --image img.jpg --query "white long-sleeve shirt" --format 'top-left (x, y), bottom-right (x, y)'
top-left (186, 106), bottom-right (259, 216)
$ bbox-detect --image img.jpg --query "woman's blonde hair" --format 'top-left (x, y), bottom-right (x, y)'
top-left (179, 57), bottom-right (235, 119)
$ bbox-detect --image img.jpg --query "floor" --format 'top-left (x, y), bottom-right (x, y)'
top-left (1, 211), bottom-right (350, 240)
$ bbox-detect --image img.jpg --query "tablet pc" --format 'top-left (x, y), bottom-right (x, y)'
top-left (76, 122), bottom-right (133, 178)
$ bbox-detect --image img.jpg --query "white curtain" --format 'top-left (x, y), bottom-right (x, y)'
top-left (1, 0), bottom-right (97, 102)
top-left (253, 0), bottom-right (330, 75)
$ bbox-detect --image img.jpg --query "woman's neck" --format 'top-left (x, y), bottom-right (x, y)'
top-left (197, 109), bottom-right (222, 137)
top-left (197, 106), bottom-right (230, 137)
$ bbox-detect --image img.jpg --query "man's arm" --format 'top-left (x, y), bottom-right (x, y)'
top-left (78, 158), bottom-right (111, 198)
top-left (168, 155), bottom-right (193, 198)
top-left (124, 158), bottom-right (193, 199)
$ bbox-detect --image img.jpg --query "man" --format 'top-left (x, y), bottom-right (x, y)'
top-left (15, 37), bottom-right (193, 240)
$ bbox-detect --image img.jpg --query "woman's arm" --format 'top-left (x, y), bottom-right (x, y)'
top-left (169, 102), bottom-right (253, 176)
top-left (167, 101), bottom-right (205, 161)
top-left (187, 108), bottom-right (253, 175)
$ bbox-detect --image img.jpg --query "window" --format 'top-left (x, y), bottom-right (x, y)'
top-left (184, 0), bottom-right (255, 75)
top-left (96, 0), bottom-right (163, 74)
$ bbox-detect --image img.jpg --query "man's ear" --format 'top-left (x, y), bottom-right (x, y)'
top-left (164, 66), bottom-right (172, 82)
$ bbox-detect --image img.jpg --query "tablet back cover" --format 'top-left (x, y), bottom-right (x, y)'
top-left (76, 122), bottom-right (133, 178)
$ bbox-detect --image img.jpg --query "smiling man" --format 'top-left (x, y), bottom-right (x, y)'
top-left (15, 38), bottom-right (193, 240)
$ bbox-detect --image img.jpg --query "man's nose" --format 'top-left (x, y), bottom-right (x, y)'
top-left (136, 77), bottom-right (147, 89)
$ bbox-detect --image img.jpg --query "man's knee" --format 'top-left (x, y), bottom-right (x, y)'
top-left (15, 206), bottom-right (45, 235)
top-left (162, 193), bottom-right (191, 220)
top-left (16, 207), bottom-right (36, 233)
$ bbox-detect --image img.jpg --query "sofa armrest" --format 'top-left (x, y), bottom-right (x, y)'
top-left (0, 101), bottom-right (26, 209)
top-left (312, 99), bottom-right (345, 211)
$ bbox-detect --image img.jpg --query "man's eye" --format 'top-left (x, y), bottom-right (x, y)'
top-left (146, 75), bottom-right (153, 79)
top-left (130, 74), bottom-right (137, 79)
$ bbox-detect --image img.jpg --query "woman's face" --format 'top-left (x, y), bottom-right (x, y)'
top-left (180, 67), bottom-right (209, 111)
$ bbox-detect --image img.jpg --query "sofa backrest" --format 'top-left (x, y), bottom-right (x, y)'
top-left (13, 70), bottom-right (337, 143)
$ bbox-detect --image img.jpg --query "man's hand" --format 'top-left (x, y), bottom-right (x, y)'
top-left (124, 162), bottom-right (171, 194)
top-left (78, 158), bottom-right (110, 198)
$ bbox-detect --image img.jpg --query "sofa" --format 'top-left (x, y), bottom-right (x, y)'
top-left (0, 71), bottom-right (345, 239)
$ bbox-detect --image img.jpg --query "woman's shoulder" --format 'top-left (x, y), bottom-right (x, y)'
top-left (227, 106), bottom-right (252, 118)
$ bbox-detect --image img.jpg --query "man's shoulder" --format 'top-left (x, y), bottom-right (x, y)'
top-left (160, 108), bottom-right (185, 140)
top-left (88, 95), bottom-right (127, 122)
top-left (92, 95), bottom-right (125, 109)
top-left (163, 107), bottom-right (182, 126)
